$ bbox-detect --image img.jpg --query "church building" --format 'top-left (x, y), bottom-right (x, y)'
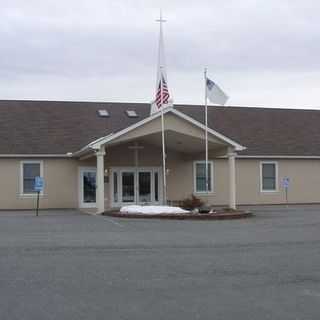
top-left (0, 100), bottom-right (320, 212)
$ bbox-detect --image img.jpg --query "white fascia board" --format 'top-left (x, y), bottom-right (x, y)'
top-left (170, 108), bottom-right (246, 151)
top-left (236, 155), bottom-right (320, 159)
top-left (0, 154), bottom-right (71, 158)
top-left (71, 145), bottom-right (94, 157)
top-left (88, 133), bottom-right (114, 149)
top-left (72, 133), bottom-right (114, 157)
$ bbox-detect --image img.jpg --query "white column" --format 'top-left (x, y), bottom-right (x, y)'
top-left (96, 146), bottom-right (106, 214)
top-left (228, 148), bottom-right (237, 210)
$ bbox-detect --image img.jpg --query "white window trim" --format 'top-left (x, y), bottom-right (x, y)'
top-left (20, 160), bottom-right (44, 197)
top-left (260, 161), bottom-right (279, 193)
top-left (193, 161), bottom-right (214, 194)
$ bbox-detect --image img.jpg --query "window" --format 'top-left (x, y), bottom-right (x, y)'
top-left (97, 109), bottom-right (109, 117)
top-left (260, 162), bottom-right (278, 192)
top-left (21, 161), bottom-right (43, 195)
top-left (126, 110), bottom-right (138, 118)
top-left (194, 161), bottom-right (213, 193)
top-left (154, 171), bottom-right (159, 202)
top-left (113, 171), bottom-right (118, 203)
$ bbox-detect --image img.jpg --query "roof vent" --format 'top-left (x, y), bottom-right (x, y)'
top-left (126, 110), bottom-right (138, 118)
top-left (97, 109), bottom-right (109, 117)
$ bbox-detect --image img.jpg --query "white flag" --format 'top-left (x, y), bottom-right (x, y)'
top-left (206, 78), bottom-right (229, 105)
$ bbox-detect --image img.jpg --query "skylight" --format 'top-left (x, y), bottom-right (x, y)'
top-left (97, 109), bottom-right (109, 117)
top-left (126, 110), bottom-right (138, 118)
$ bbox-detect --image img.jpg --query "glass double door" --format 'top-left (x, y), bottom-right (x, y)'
top-left (112, 168), bottom-right (161, 206)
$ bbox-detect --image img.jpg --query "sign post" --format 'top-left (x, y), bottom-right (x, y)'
top-left (34, 176), bottom-right (44, 216)
top-left (282, 177), bottom-right (290, 207)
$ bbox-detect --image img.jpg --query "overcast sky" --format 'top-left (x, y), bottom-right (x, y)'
top-left (1, 0), bottom-right (320, 108)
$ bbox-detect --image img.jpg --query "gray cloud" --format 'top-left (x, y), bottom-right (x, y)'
top-left (1, 0), bottom-right (320, 108)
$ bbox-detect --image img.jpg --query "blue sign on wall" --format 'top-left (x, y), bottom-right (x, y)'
top-left (34, 176), bottom-right (44, 192)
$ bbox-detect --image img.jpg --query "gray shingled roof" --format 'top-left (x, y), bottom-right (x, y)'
top-left (176, 105), bottom-right (320, 156)
top-left (0, 100), bottom-right (319, 156)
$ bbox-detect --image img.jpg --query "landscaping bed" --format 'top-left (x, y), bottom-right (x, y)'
top-left (103, 205), bottom-right (252, 220)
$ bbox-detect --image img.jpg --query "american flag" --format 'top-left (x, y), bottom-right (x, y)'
top-left (155, 75), bottom-right (170, 108)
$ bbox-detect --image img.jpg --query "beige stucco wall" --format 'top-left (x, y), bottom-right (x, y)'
top-left (0, 158), bottom-right (79, 209)
top-left (104, 145), bottom-right (320, 207)
top-left (236, 159), bottom-right (320, 205)
top-left (1, 153), bottom-right (320, 210)
top-left (168, 158), bottom-right (320, 206)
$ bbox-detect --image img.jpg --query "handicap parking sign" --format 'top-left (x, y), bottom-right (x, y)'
top-left (282, 177), bottom-right (290, 189)
top-left (34, 176), bottom-right (44, 192)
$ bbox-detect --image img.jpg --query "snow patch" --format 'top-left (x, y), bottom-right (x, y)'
top-left (120, 205), bottom-right (189, 215)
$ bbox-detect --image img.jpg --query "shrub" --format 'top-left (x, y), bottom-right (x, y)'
top-left (222, 207), bottom-right (238, 213)
top-left (181, 195), bottom-right (204, 210)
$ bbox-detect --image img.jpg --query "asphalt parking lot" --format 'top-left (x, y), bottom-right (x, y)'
top-left (0, 205), bottom-right (320, 320)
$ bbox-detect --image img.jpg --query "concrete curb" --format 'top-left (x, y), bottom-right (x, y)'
top-left (103, 211), bottom-right (253, 220)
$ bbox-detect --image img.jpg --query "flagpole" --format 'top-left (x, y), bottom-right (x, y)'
top-left (157, 11), bottom-right (167, 205)
top-left (160, 67), bottom-right (167, 205)
top-left (204, 68), bottom-right (209, 194)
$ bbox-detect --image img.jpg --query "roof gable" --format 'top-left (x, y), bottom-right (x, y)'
top-left (86, 107), bottom-right (244, 152)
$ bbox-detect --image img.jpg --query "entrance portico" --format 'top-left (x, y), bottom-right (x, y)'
top-left (77, 108), bottom-right (245, 213)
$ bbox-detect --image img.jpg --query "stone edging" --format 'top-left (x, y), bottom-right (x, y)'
top-left (103, 211), bottom-right (253, 220)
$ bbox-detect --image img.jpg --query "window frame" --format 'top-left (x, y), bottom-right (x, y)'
top-left (260, 161), bottom-right (278, 193)
top-left (193, 161), bottom-right (214, 194)
top-left (20, 160), bottom-right (44, 196)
